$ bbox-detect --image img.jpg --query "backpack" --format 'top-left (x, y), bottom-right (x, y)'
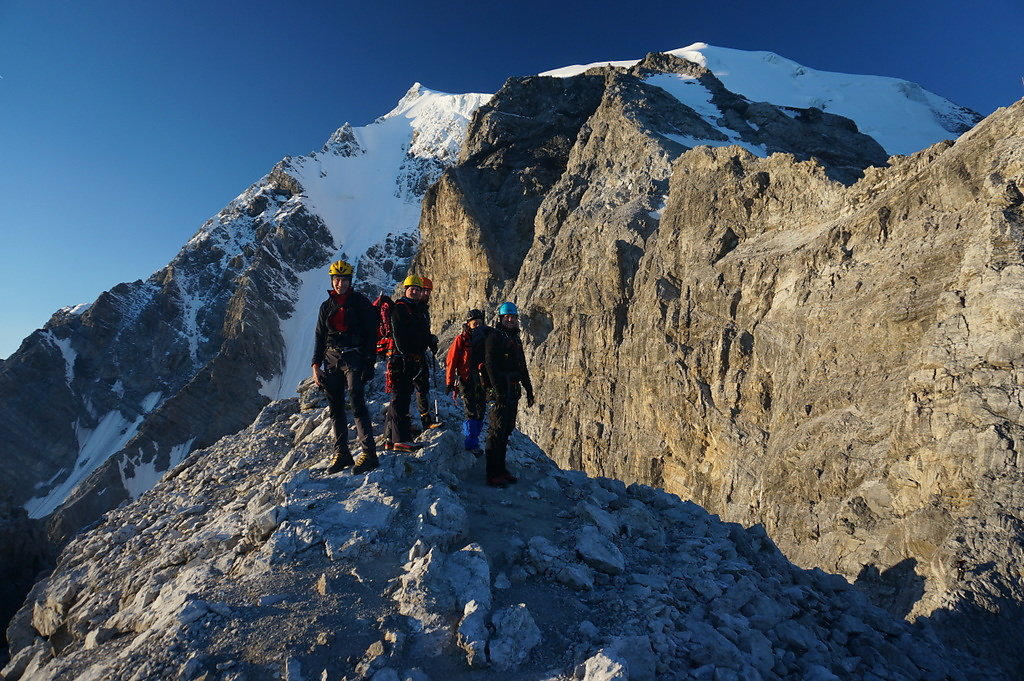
top-left (472, 325), bottom-right (495, 389)
top-left (373, 294), bottom-right (421, 357)
top-left (372, 294), bottom-right (396, 356)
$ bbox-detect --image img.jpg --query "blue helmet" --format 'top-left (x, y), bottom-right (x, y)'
top-left (498, 302), bottom-right (519, 316)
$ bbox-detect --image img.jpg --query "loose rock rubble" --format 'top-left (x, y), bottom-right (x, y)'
top-left (2, 381), bottom-right (1006, 680)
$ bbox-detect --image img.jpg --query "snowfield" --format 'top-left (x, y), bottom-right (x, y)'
top-left (543, 42), bottom-right (980, 156)
top-left (262, 85), bottom-right (490, 403)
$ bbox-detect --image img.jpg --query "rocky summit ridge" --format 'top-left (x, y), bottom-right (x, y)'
top-left (2, 378), bottom-right (1005, 681)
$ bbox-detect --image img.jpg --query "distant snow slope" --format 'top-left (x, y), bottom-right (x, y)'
top-left (542, 42), bottom-right (980, 156)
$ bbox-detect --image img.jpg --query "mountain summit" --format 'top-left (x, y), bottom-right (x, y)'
top-left (543, 42), bottom-right (981, 155)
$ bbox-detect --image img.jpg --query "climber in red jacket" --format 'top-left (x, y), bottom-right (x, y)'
top-left (445, 308), bottom-right (492, 456)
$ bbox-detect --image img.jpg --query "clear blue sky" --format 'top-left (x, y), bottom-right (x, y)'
top-left (1, 0), bottom-right (1021, 359)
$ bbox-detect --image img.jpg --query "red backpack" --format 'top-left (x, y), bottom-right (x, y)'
top-left (372, 294), bottom-right (396, 356)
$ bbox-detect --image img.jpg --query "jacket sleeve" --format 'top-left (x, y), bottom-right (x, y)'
top-left (311, 300), bottom-right (330, 367)
top-left (485, 330), bottom-right (502, 395)
top-left (445, 333), bottom-right (464, 386)
top-left (519, 343), bottom-right (533, 397)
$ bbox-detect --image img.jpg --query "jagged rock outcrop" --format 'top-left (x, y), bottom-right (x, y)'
top-left (418, 54), bottom-right (889, 338)
top-left (356, 232), bottom-right (419, 299)
top-left (2, 378), bottom-right (1003, 680)
top-left (413, 53), bottom-right (1024, 673)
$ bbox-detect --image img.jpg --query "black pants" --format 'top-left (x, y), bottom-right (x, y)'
top-left (462, 374), bottom-right (486, 421)
top-left (485, 383), bottom-right (520, 478)
top-left (414, 358), bottom-right (432, 425)
top-left (385, 355), bottom-right (422, 444)
top-left (322, 352), bottom-right (375, 456)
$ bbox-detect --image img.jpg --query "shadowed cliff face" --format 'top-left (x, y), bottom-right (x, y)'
top-left (414, 53), bottom-right (1024, 673)
top-left (0, 490), bottom-right (53, 667)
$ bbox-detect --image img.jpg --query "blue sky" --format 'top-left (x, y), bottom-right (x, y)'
top-left (1, 0), bottom-right (1021, 359)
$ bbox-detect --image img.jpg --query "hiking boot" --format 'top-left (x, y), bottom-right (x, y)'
top-left (501, 472), bottom-right (518, 484)
top-left (467, 448), bottom-right (483, 458)
top-left (487, 476), bottom-right (508, 488)
top-left (392, 441), bottom-right (425, 452)
top-left (352, 451), bottom-right (379, 474)
top-left (326, 450), bottom-right (355, 474)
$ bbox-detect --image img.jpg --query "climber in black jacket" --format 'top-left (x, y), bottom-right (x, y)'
top-left (311, 259), bottom-right (378, 474)
top-left (414, 276), bottom-right (440, 430)
top-left (383, 275), bottom-right (432, 450)
top-left (483, 302), bottom-right (535, 487)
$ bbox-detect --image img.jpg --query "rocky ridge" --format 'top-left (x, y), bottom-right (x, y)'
top-left (412, 55), bottom-right (1024, 673)
top-left (2, 377), bottom-right (1003, 681)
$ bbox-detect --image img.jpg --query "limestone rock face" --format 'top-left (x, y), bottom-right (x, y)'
top-left (413, 53), bottom-right (1024, 671)
top-left (417, 55), bottom-right (888, 339)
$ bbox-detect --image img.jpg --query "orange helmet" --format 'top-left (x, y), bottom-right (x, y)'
top-left (421, 276), bottom-right (433, 291)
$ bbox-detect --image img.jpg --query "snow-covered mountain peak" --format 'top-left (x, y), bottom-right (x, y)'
top-left (541, 42), bottom-right (981, 156)
top-left (376, 83), bottom-right (492, 163)
top-left (321, 122), bottom-right (363, 157)
top-left (665, 41), bottom-right (711, 67)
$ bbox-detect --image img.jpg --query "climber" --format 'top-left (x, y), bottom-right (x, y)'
top-left (383, 275), bottom-right (432, 451)
top-left (445, 308), bottom-right (493, 456)
top-left (311, 259), bottom-right (379, 474)
top-left (483, 302), bottom-right (535, 487)
top-left (414, 276), bottom-right (441, 431)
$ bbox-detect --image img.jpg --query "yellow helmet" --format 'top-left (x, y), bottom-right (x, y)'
top-left (329, 260), bottom-right (353, 277)
top-left (403, 275), bottom-right (424, 288)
